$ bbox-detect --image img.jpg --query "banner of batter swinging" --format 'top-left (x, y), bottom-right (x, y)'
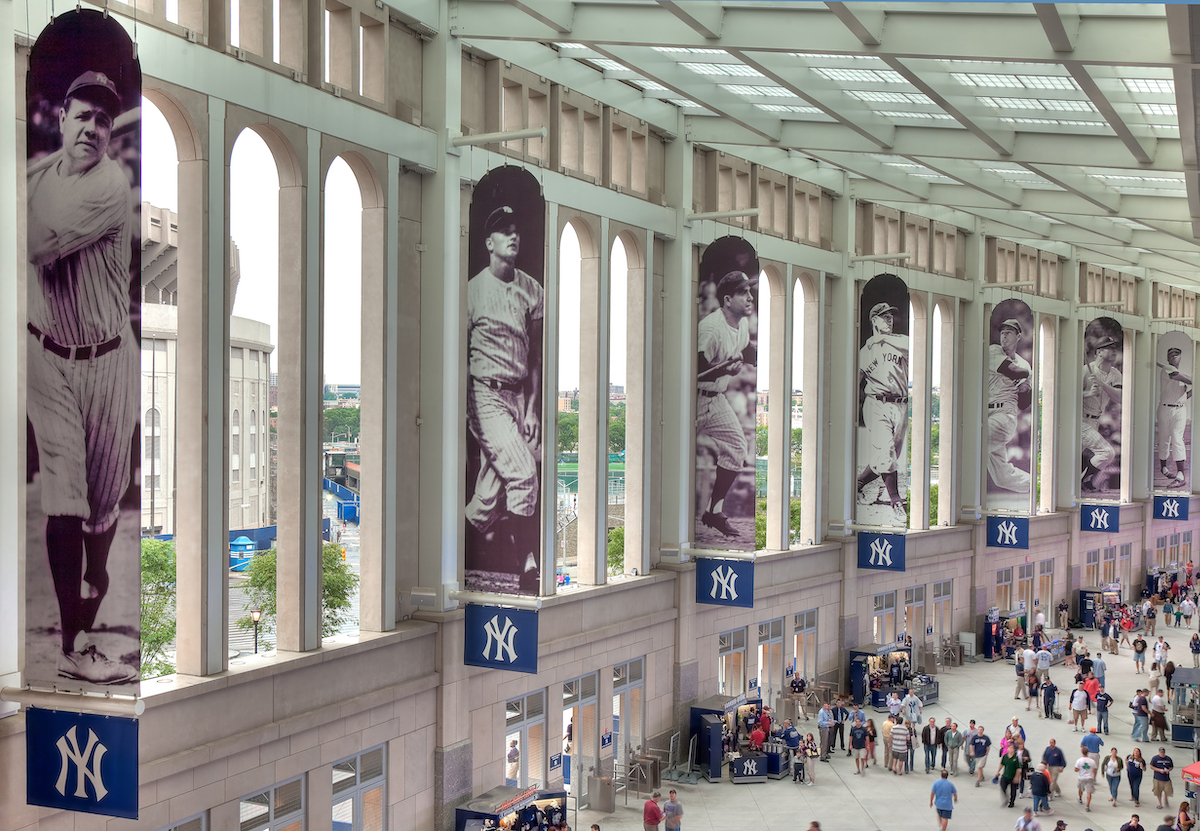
top-left (694, 237), bottom-right (760, 551)
top-left (985, 299), bottom-right (1036, 514)
top-left (1080, 317), bottom-right (1125, 500)
top-left (855, 274), bottom-right (911, 529)
top-left (24, 9), bottom-right (143, 692)
top-left (1155, 331), bottom-right (1193, 493)
top-left (463, 166), bottom-right (547, 596)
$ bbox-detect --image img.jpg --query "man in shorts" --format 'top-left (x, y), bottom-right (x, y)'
top-left (850, 717), bottom-right (870, 775)
top-left (1134, 635), bottom-right (1148, 673)
top-left (1069, 681), bottom-right (1091, 732)
top-left (1075, 748), bottom-right (1097, 812)
top-left (930, 769), bottom-right (957, 831)
top-left (971, 726), bottom-right (992, 788)
top-left (1150, 747), bottom-right (1174, 810)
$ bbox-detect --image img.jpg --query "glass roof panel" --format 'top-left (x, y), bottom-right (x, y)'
top-left (681, 62), bottom-right (764, 78)
top-left (1123, 78), bottom-right (1174, 94)
top-left (719, 84), bottom-right (795, 97)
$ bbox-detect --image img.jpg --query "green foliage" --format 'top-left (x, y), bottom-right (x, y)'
top-left (755, 502), bottom-right (766, 550)
top-left (140, 538), bottom-right (177, 679)
top-left (323, 407), bottom-right (360, 443)
top-left (237, 543), bottom-right (360, 645)
top-left (608, 418), bottom-right (626, 454)
top-left (607, 526), bottom-right (625, 576)
top-left (790, 427), bottom-right (802, 465)
top-left (558, 412), bottom-right (579, 453)
top-left (324, 391), bottom-right (336, 400)
top-left (756, 425), bottom-right (769, 457)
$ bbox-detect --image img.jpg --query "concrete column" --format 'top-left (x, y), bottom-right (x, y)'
top-left (577, 217), bottom-right (609, 586)
top-left (957, 229), bottom-right (985, 520)
top-left (597, 665), bottom-right (615, 775)
top-left (308, 763), bottom-right (334, 831)
top-left (765, 267), bottom-right (792, 549)
top-left (910, 292), bottom-right (931, 530)
top-left (276, 129), bottom-right (322, 654)
top-left (841, 540), bottom-right (860, 656)
top-left (617, 224), bottom-right (653, 575)
top-left (798, 269), bottom-right (825, 545)
top-left (937, 299), bottom-right (958, 525)
top-left (176, 100), bottom-right (228, 677)
top-left (1131, 278), bottom-right (1155, 502)
top-left (1058, 318), bottom-right (1083, 511)
top-left (825, 196), bottom-right (856, 537)
top-left (546, 677), bottom-right (566, 786)
top-left (1037, 313), bottom-right (1059, 514)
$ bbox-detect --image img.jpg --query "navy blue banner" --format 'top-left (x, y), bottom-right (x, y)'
top-left (731, 754), bottom-right (766, 778)
top-left (857, 532), bottom-right (906, 572)
top-left (696, 557), bottom-right (755, 608)
top-left (26, 708), bottom-right (138, 820)
top-left (1080, 504), bottom-right (1120, 533)
top-left (986, 516), bottom-right (1030, 549)
top-left (464, 605), bottom-right (539, 674)
top-left (1154, 495), bottom-right (1190, 521)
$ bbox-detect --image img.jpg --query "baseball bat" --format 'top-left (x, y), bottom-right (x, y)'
top-left (26, 107), bottom-right (141, 177)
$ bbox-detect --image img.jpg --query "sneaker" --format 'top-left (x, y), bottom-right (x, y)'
top-left (57, 645), bottom-right (138, 685)
top-left (1086, 806), bottom-right (1090, 812)
top-left (805, 782), bottom-right (813, 787)
top-left (1178, 471), bottom-right (1186, 482)
top-left (701, 510), bottom-right (738, 537)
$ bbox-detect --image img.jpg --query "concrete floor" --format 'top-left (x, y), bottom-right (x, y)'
top-left (574, 625), bottom-right (1197, 831)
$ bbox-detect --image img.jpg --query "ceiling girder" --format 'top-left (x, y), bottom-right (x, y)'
top-left (1019, 163), bottom-right (1121, 214)
top-left (1034, 3), bottom-right (1080, 53)
top-left (1065, 61), bottom-right (1156, 164)
top-left (656, 0), bottom-right (723, 40)
top-left (883, 57), bottom-right (1014, 156)
top-left (904, 156), bottom-right (1022, 207)
top-left (500, 0), bottom-right (574, 34)
top-left (825, 1), bottom-right (884, 46)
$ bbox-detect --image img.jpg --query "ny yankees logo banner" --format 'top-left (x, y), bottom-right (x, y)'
top-left (26, 707), bottom-right (139, 819)
top-left (695, 557), bottom-right (755, 608)
top-left (25, 10), bottom-right (143, 693)
top-left (1154, 496), bottom-right (1190, 522)
top-left (986, 299), bottom-right (1035, 513)
top-left (1080, 317), bottom-right (1124, 501)
top-left (463, 604), bottom-right (539, 674)
top-left (1155, 331), bottom-right (1192, 493)
top-left (1080, 504), bottom-right (1120, 533)
top-left (464, 167), bottom-right (546, 596)
top-left (856, 531), bottom-right (906, 572)
top-left (855, 274), bottom-right (910, 529)
top-left (694, 237), bottom-right (760, 551)
top-left (986, 516), bottom-right (1029, 549)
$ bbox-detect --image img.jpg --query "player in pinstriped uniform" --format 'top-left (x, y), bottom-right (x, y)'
top-left (466, 205), bottom-right (543, 592)
top-left (1081, 336), bottom-right (1122, 493)
top-left (1157, 346), bottom-right (1192, 484)
top-left (26, 71), bottom-right (138, 684)
top-left (696, 270), bottom-right (756, 538)
top-left (987, 318), bottom-right (1033, 494)
top-left (856, 302), bottom-right (910, 526)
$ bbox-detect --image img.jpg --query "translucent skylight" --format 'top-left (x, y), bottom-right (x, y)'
top-left (1122, 78), bottom-right (1174, 94)
top-left (979, 96), bottom-right (1041, 109)
top-left (1138, 103), bottom-right (1177, 116)
top-left (876, 111), bottom-right (956, 120)
top-left (812, 67), bottom-right (906, 84)
top-left (1000, 117), bottom-right (1107, 127)
top-left (668, 98), bottom-right (700, 108)
top-left (793, 52), bottom-right (883, 63)
top-left (653, 46), bottom-right (724, 55)
top-left (755, 104), bottom-right (822, 114)
top-left (586, 59), bottom-right (627, 72)
top-left (681, 62), bottom-right (764, 78)
top-left (848, 90), bottom-right (915, 104)
top-left (629, 79), bottom-right (667, 92)
top-left (720, 84), bottom-right (795, 97)
top-left (1090, 173), bottom-right (1185, 183)
top-left (953, 73), bottom-right (1077, 90)
top-left (1040, 99), bottom-right (1096, 112)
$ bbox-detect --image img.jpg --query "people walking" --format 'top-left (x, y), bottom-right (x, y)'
top-left (1132, 689), bottom-right (1151, 743)
top-left (1042, 738), bottom-right (1066, 799)
top-left (1106, 747), bottom-right (1124, 806)
top-left (922, 717), bottom-right (940, 773)
top-left (1075, 748), bottom-right (1097, 812)
top-left (997, 743), bottom-right (1025, 809)
top-left (971, 726), bottom-right (992, 788)
top-left (1127, 747), bottom-right (1147, 807)
top-left (944, 721), bottom-right (963, 775)
top-left (930, 769), bottom-right (957, 831)
top-left (891, 718), bottom-right (911, 776)
top-left (1150, 746), bottom-right (1174, 810)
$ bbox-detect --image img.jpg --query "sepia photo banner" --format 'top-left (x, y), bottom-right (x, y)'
top-left (985, 299), bottom-right (1035, 514)
top-left (463, 166), bottom-right (547, 596)
top-left (855, 273), bottom-right (910, 529)
top-left (1080, 317), bottom-right (1124, 501)
top-left (694, 236), bottom-right (760, 551)
top-left (25, 9), bottom-right (142, 693)
top-left (1155, 330), bottom-right (1193, 494)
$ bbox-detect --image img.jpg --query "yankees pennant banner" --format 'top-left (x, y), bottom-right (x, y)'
top-left (1080, 504), bottom-right (1120, 533)
top-left (25, 9), bottom-right (143, 693)
top-left (857, 532), bottom-right (906, 572)
top-left (464, 166), bottom-right (547, 597)
top-left (694, 236), bottom-right (760, 552)
top-left (985, 299), bottom-right (1036, 513)
top-left (26, 707), bottom-right (139, 819)
top-left (696, 557), bottom-right (755, 608)
top-left (1155, 331), bottom-right (1193, 493)
top-left (986, 516), bottom-right (1030, 549)
top-left (464, 604), bottom-right (539, 674)
top-left (1154, 496), bottom-right (1190, 522)
top-left (855, 274), bottom-right (911, 530)
top-left (1080, 317), bottom-right (1125, 502)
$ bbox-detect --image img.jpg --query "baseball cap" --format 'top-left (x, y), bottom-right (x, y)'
top-left (1000, 318), bottom-right (1022, 335)
top-left (1055, 823), bottom-right (1067, 829)
top-left (716, 270), bottom-right (751, 304)
top-left (1169, 347), bottom-right (1182, 356)
top-left (1094, 336), bottom-right (1119, 350)
top-left (484, 205), bottom-right (517, 235)
top-left (1089, 727), bottom-right (1097, 732)
top-left (65, 70), bottom-right (121, 116)
top-left (870, 302), bottom-right (898, 318)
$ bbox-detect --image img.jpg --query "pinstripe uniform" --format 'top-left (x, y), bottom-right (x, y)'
top-left (27, 152), bottom-right (135, 534)
top-left (465, 267), bottom-right (544, 531)
top-left (1157, 364), bottom-right (1190, 467)
top-left (987, 342), bottom-right (1032, 493)
top-left (1081, 362), bottom-right (1121, 470)
top-left (859, 333), bottom-right (909, 475)
top-left (696, 309), bottom-right (750, 470)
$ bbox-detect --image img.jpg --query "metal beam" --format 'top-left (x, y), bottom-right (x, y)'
top-left (502, 0), bottom-right (574, 34)
top-left (884, 57), bottom-right (1014, 156)
top-left (806, 150), bottom-right (931, 200)
top-left (1020, 163), bottom-right (1121, 213)
top-left (589, 44), bottom-right (782, 140)
top-left (1065, 61), bottom-right (1156, 164)
top-left (657, 0), bottom-right (723, 40)
top-left (1035, 3), bottom-right (1080, 53)
top-left (825, 1), bottom-right (884, 46)
top-left (905, 156), bottom-right (1022, 206)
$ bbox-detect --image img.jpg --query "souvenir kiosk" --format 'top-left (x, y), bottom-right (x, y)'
top-left (455, 788), bottom-right (569, 831)
top-left (1145, 567), bottom-right (1180, 599)
top-left (848, 642), bottom-right (913, 709)
top-left (1169, 667), bottom-right (1200, 747)
top-left (689, 692), bottom-right (763, 783)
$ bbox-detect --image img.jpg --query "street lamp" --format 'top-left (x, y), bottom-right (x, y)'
top-left (250, 609), bottom-right (262, 654)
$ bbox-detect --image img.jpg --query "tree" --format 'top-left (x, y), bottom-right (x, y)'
top-left (140, 538), bottom-right (177, 679)
top-left (323, 407), bottom-right (361, 442)
top-left (236, 543), bottom-right (360, 645)
top-left (607, 526), bottom-right (624, 575)
top-left (608, 417), bottom-right (626, 454)
top-left (756, 425), bottom-right (769, 457)
top-left (558, 412), bottom-right (579, 453)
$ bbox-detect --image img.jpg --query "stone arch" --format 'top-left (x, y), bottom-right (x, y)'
top-left (229, 120), bottom-right (304, 189)
top-left (792, 268), bottom-right (820, 546)
top-left (933, 295), bottom-right (957, 526)
top-left (321, 149), bottom-right (386, 211)
top-left (142, 85), bottom-right (203, 163)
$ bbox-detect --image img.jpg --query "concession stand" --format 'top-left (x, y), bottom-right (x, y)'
top-left (848, 642), bottom-right (914, 709)
top-left (1169, 667), bottom-right (1200, 746)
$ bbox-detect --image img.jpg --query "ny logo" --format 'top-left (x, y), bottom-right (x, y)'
top-left (996, 520), bottom-right (1019, 546)
top-left (55, 726), bottom-right (108, 801)
top-left (1089, 508), bottom-right (1110, 530)
top-left (869, 537), bottom-right (892, 567)
top-left (482, 614), bottom-right (519, 663)
top-left (1163, 499), bottom-right (1181, 519)
top-left (710, 565), bottom-right (739, 601)
top-left (742, 758), bottom-right (758, 776)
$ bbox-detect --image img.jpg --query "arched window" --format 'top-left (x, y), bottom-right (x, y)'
top-left (231, 409), bottom-right (241, 483)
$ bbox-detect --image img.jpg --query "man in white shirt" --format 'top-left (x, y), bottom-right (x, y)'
top-left (1014, 807), bottom-right (1043, 831)
top-left (1034, 609), bottom-right (1046, 630)
top-left (1182, 598), bottom-right (1196, 627)
top-left (1074, 748), bottom-right (1098, 813)
top-left (1154, 637), bottom-right (1170, 666)
top-left (1069, 682), bottom-right (1091, 732)
top-left (1035, 646), bottom-right (1052, 684)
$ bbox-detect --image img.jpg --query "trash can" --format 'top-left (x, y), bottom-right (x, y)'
top-left (587, 776), bottom-right (615, 813)
top-left (635, 754), bottom-right (662, 790)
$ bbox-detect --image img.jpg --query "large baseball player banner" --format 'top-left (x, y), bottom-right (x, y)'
top-left (985, 299), bottom-right (1035, 513)
top-left (464, 166), bottom-right (546, 596)
top-left (25, 10), bottom-right (142, 693)
top-left (694, 236), bottom-right (760, 551)
top-left (855, 273), bottom-right (910, 529)
top-left (1080, 317), bottom-right (1124, 501)
top-left (1154, 331), bottom-right (1192, 493)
